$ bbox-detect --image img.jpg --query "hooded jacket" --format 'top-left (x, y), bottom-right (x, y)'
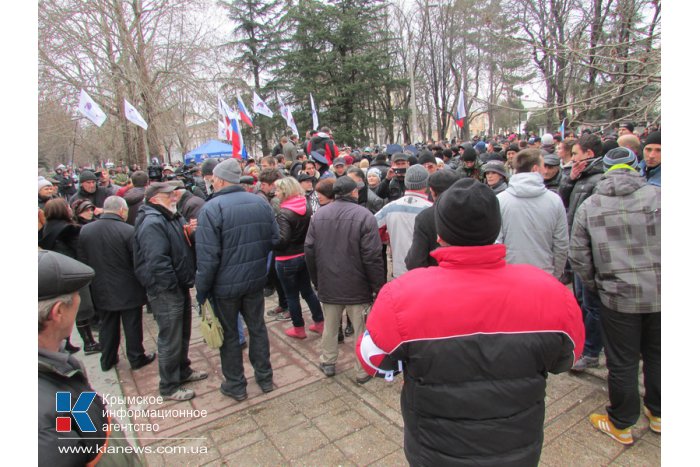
top-left (274, 195), bottom-right (311, 258)
top-left (123, 186), bottom-right (146, 226)
top-left (497, 172), bottom-right (569, 278)
top-left (133, 203), bottom-right (196, 293)
top-left (195, 185), bottom-right (279, 299)
top-left (305, 197), bottom-right (385, 304)
top-left (569, 169), bottom-right (660, 313)
top-left (357, 245), bottom-right (584, 466)
top-left (558, 157), bottom-right (605, 229)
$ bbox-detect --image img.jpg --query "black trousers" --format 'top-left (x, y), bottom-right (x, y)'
top-left (600, 304), bottom-right (661, 429)
top-left (99, 307), bottom-right (147, 370)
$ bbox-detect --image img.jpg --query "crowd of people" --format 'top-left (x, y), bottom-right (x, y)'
top-left (38, 123), bottom-right (661, 464)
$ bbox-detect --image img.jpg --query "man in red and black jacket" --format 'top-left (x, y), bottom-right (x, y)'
top-left (305, 127), bottom-right (339, 166)
top-left (357, 178), bottom-right (584, 466)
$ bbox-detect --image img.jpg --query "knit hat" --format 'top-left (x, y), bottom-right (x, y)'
top-left (145, 182), bottom-right (176, 200)
top-left (333, 157), bottom-right (346, 167)
top-left (201, 158), bottom-right (218, 176)
top-left (482, 161), bottom-right (508, 179)
top-left (474, 141), bottom-right (486, 153)
top-left (507, 144), bottom-right (520, 153)
top-left (603, 147), bottom-right (639, 171)
top-left (434, 178), bottom-right (501, 246)
top-left (541, 133), bottom-right (554, 146)
top-left (333, 176), bottom-right (357, 196)
top-left (428, 169), bottom-right (459, 197)
top-left (461, 147), bottom-right (477, 162)
top-left (645, 131), bottom-right (661, 146)
top-left (213, 158), bottom-right (242, 184)
top-left (404, 164), bottom-right (429, 190)
top-left (418, 152), bottom-right (437, 165)
top-left (38, 177), bottom-right (52, 191)
top-left (367, 168), bottom-right (382, 180)
top-left (79, 170), bottom-right (98, 183)
top-left (543, 153), bottom-right (561, 166)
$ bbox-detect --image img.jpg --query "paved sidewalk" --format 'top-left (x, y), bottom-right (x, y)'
top-left (76, 293), bottom-right (660, 466)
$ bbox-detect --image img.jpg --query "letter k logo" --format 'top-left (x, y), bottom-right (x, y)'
top-left (55, 392), bottom-right (96, 432)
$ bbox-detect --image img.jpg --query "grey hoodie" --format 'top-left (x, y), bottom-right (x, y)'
top-left (497, 172), bottom-right (569, 278)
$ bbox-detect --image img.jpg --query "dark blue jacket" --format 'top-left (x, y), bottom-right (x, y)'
top-left (195, 185), bottom-right (279, 299)
top-left (133, 203), bottom-right (196, 293)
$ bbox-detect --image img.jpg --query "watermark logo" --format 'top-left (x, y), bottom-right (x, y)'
top-left (55, 392), bottom-right (96, 433)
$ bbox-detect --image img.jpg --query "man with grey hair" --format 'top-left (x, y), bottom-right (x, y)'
top-left (134, 183), bottom-right (207, 401)
top-left (38, 250), bottom-right (143, 465)
top-left (79, 196), bottom-right (154, 372)
top-left (195, 159), bottom-right (279, 401)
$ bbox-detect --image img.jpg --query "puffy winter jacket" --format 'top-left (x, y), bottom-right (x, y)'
top-left (558, 157), bottom-right (605, 229)
top-left (195, 185), bottom-right (279, 299)
top-left (497, 172), bottom-right (569, 278)
top-left (274, 195), bottom-right (311, 258)
top-left (570, 169), bottom-right (660, 313)
top-left (639, 160), bottom-right (661, 187)
top-left (133, 203), bottom-right (196, 293)
top-left (305, 197), bottom-right (385, 304)
top-left (357, 245), bottom-right (584, 466)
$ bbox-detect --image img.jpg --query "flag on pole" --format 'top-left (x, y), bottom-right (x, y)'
top-left (310, 93), bottom-right (319, 131)
top-left (218, 96), bottom-right (235, 120)
top-left (455, 89), bottom-right (466, 129)
top-left (252, 91), bottom-right (274, 118)
top-left (237, 94), bottom-right (254, 127)
top-left (277, 95), bottom-right (299, 137)
top-left (78, 90), bottom-right (107, 127)
top-left (560, 118), bottom-right (566, 137)
top-left (124, 99), bottom-right (148, 130)
top-left (229, 113), bottom-right (248, 159)
top-left (217, 120), bottom-right (227, 140)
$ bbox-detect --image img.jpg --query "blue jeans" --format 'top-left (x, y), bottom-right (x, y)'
top-left (275, 256), bottom-right (324, 328)
top-left (147, 287), bottom-right (193, 396)
top-left (574, 273), bottom-right (603, 358)
top-left (211, 291), bottom-right (272, 395)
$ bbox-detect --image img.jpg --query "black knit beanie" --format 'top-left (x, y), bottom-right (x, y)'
top-left (434, 178), bottom-right (501, 246)
top-left (645, 131), bottom-right (661, 146)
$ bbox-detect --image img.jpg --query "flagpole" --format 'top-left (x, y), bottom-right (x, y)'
top-left (70, 118), bottom-right (79, 170)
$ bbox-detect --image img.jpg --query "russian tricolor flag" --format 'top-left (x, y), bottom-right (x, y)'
top-left (237, 95), bottom-right (254, 128)
top-left (226, 115), bottom-right (248, 159)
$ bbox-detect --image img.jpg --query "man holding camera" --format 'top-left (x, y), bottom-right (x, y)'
top-left (375, 152), bottom-right (409, 202)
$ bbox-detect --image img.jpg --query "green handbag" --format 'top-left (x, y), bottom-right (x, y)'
top-left (200, 300), bottom-right (224, 349)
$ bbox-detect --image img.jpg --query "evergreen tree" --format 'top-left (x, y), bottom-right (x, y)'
top-left (280, 0), bottom-right (397, 146)
top-left (221, 0), bottom-right (287, 154)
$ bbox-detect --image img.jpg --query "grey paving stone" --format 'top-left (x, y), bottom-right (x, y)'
top-left (334, 426), bottom-right (401, 466)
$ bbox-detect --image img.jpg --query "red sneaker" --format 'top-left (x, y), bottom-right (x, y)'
top-left (309, 322), bottom-right (325, 334)
top-left (285, 326), bottom-right (307, 339)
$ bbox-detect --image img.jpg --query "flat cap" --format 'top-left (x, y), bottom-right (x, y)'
top-left (145, 182), bottom-right (176, 200)
top-left (38, 250), bottom-right (94, 300)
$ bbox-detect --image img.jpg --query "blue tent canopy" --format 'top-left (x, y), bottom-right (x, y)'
top-left (184, 140), bottom-right (233, 164)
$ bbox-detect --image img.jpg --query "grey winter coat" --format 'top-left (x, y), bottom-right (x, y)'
top-left (569, 169), bottom-right (660, 313)
top-left (497, 172), bottom-right (569, 279)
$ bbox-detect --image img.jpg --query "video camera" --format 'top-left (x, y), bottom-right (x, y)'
top-left (147, 157), bottom-right (163, 181)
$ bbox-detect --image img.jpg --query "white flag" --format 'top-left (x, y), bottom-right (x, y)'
top-left (277, 95), bottom-right (299, 137)
top-left (252, 91), bottom-right (274, 118)
top-left (78, 89), bottom-right (107, 127)
top-left (218, 95), bottom-right (235, 120)
top-left (217, 120), bottom-right (227, 140)
top-left (124, 99), bottom-right (148, 130)
top-left (310, 93), bottom-right (319, 131)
